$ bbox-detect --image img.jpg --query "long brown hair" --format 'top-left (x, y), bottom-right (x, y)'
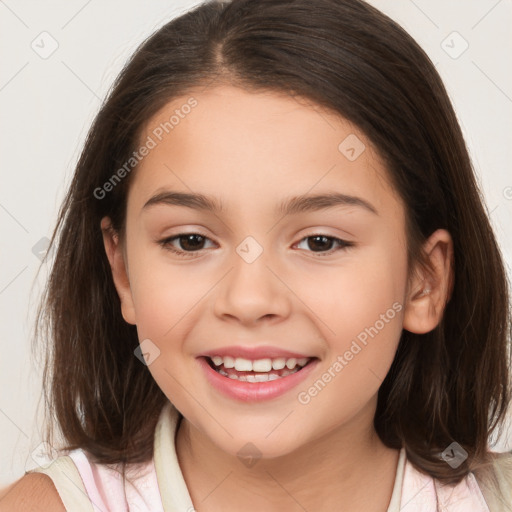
top-left (34, 0), bottom-right (511, 485)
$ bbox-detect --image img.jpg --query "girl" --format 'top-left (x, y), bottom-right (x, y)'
top-left (3, 0), bottom-right (512, 510)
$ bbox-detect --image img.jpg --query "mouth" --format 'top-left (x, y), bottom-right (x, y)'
top-left (202, 355), bottom-right (316, 382)
top-left (197, 353), bottom-right (320, 402)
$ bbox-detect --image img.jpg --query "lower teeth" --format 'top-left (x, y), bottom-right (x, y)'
top-left (217, 367), bottom-right (300, 382)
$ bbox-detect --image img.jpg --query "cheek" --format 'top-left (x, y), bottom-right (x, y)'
top-left (336, 239), bottom-right (406, 358)
top-left (296, 288), bottom-right (404, 423)
top-left (297, 239), bottom-right (406, 339)
top-left (125, 248), bottom-right (209, 402)
top-left (127, 244), bottom-right (215, 337)
top-left (293, 240), bottom-right (406, 408)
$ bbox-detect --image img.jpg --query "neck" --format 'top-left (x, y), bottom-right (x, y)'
top-left (175, 400), bottom-right (400, 512)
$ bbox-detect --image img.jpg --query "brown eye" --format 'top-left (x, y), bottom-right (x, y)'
top-left (158, 233), bottom-right (215, 257)
top-left (174, 234), bottom-right (206, 251)
top-left (305, 235), bottom-right (334, 252)
top-left (296, 235), bottom-right (354, 256)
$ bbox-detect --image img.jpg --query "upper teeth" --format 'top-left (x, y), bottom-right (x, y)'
top-left (210, 356), bottom-right (310, 372)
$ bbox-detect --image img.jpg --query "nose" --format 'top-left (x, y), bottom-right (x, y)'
top-left (213, 243), bottom-right (292, 326)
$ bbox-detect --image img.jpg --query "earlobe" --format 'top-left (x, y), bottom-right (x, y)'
top-left (100, 217), bottom-right (137, 325)
top-left (402, 229), bottom-right (454, 334)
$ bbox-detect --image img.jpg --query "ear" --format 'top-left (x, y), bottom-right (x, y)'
top-left (101, 217), bottom-right (136, 325)
top-left (403, 229), bottom-right (454, 334)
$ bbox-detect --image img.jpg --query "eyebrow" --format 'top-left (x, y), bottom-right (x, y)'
top-left (142, 191), bottom-right (378, 216)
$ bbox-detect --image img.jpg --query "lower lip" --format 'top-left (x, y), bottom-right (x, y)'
top-left (197, 356), bottom-right (319, 402)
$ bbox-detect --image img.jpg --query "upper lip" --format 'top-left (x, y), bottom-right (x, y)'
top-left (198, 345), bottom-right (314, 360)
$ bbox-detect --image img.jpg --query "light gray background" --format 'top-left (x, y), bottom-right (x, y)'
top-left (1, 0), bottom-right (511, 488)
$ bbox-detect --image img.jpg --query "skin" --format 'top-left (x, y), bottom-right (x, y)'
top-left (102, 84), bottom-right (453, 512)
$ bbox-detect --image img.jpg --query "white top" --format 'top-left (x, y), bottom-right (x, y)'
top-left (28, 401), bottom-right (512, 511)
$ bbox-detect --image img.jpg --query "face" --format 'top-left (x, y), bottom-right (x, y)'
top-left (105, 84), bottom-right (414, 459)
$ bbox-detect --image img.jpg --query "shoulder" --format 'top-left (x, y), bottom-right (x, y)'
top-left (480, 450), bottom-right (512, 481)
top-left (490, 450), bottom-right (512, 466)
top-left (489, 450), bottom-right (512, 484)
top-left (0, 473), bottom-right (66, 512)
top-left (472, 450), bottom-right (512, 509)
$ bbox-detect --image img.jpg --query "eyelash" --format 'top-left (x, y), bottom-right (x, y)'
top-left (157, 232), bottom-right (355, 258)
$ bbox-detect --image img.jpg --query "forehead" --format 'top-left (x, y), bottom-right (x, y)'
top-left (129, 84), bottom-right (403, 220)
